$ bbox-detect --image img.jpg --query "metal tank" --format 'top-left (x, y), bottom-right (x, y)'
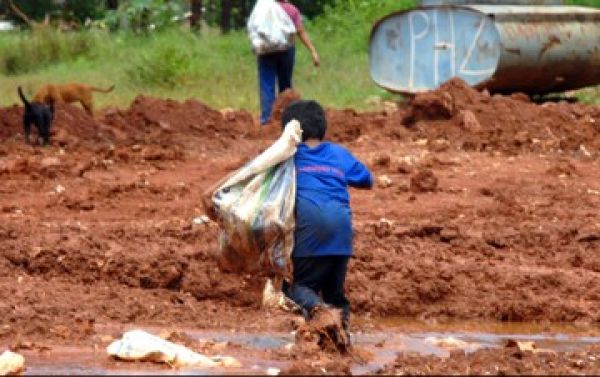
top-left (369, 4), bottom-right (600, 94)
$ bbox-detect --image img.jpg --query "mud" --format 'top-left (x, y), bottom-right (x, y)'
top-left (410, 169), bottom-right (438, 193)
top-left (379, 344), bottom-right (600, 375)
top-left (16, 325), bottom-right (600, 375)
top-left (1, 79), bottom-right (600, 373)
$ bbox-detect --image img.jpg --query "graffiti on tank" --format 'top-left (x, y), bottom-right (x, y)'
top-left (398, 9), bottom-right (496, 89)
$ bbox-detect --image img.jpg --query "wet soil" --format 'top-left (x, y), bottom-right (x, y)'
top-left (1, 78), bottom-right (600, 373)
top-left (16, 324), bottom-right (600, 375)
top-left (379, 342), bottom-right (600, 375)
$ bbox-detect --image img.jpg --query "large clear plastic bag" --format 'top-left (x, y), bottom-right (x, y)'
top-left (210, 121), bottom-right (301, 279)
top-left (247, 0), bottom-right (296, 55)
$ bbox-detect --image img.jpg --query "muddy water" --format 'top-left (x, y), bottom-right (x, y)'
top-left (20, 320), bottom-right (600, 375)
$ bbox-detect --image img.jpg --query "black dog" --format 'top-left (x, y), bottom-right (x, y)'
top-left (18, 86), bottom-right (54, 145)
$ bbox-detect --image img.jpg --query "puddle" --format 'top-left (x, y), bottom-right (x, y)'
top-left (374, 316), bottom-right (600, 336)
top-left (23, 345), bottom-right (282, 376)
top-left (190, 331), bottom-right (293, 350)
top-left (20, 320), bottom-right (600, 375)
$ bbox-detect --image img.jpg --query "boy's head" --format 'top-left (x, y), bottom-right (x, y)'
top-left (281, 99), bottom-right (327, 142)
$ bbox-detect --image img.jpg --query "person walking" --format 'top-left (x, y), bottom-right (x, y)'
top-left (257, 0), bottom-right (320, 125)
top-left (281, 99), bottom-right (373, 349)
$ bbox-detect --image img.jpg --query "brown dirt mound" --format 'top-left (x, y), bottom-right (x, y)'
top-left (0, 96), bottom-right (256, 149)
top-left (0, 103), bottom-right (110, 145)
top-left (270, 88), bottom-right (302, 125)
top-left (263, 106), bottom-right (408, 144)
top-left (99, 96), bottom-right (253, 146)
top-left (265, 90), bottom-right (409, 144)
top-left (0, 105), bottom-right (23, 140)
top-left (403, 78), bottom-right (600, 153)
top-left (1, 82), bottom-right (598, 155)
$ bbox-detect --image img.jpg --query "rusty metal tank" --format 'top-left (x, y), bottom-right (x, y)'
top-left (369, 4), bottom-right (600, 94)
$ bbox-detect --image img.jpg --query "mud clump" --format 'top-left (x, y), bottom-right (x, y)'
top-left (371, 153), bottom-right (391, 168)
top-left (286, 308), bottom-right (353, 375)
top-left (295, 307), bottom-right (349, 355)
top-left (410, 169), bottom-right (438, 193)
top-left (326, 109), bottom-right (366, 143)
top-left (406, 89), bottom-right (455, 124)
top-left (282, 359), bottom-right (351, 375)
top-left (546, 159), bottom-right (580, 177)
top-left (404, 78), bottom-right (482, 125)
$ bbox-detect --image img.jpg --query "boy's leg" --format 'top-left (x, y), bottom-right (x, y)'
top-left (288, 256), bottom-right (327, 318)
top-left (321, 256), bottom-right (351, 327)
top-left (276, 46), bottom-right (295, 92)
top-left (258, 53), bottom-right (277, 125)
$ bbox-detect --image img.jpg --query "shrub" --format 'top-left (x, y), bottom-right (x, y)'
top-left (104, 0), bottom-right (186, 33)
top-left (125, 36), bottom-right (195, 87)
top-left (0, 28), bottom-right (106, 75)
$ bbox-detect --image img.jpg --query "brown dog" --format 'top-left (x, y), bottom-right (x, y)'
top-left (33, 83), bottom-right (115, 115)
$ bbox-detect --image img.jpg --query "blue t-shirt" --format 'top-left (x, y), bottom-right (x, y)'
top-left (293, 142), bottom-right (373, 257)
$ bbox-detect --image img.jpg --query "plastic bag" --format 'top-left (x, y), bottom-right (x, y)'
top-left (211, 120), bottom-right (301, 278)
top-left (0, 351), bottom-right (25, 376)
top-left (107, 330), bottom-right (240, 368)
top-left (247, 0), bottom-right (296, 55)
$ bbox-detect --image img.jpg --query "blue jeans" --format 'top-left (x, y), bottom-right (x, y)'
top-left (258, 47), bottom-right (296, 125)
top-left (283, 255), bottom-right (351, 324)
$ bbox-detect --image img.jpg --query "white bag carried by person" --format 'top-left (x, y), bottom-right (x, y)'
top-left (209, 120), bottom-right (302, 279)
top-left (247, 0), bottom-right (297, 55)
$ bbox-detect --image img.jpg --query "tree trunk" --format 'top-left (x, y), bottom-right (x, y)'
top-left (107, 0), bottom-right (118, 10)
top-left (234, 0), bottom-right (248, 30)
top-left (190, 0), bottom-right (203, 30)
top-left (220, 0), bottom-right (232, 33)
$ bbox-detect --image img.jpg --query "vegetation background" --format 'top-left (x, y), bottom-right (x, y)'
top-left (0, 0), bottom-right (598, 114)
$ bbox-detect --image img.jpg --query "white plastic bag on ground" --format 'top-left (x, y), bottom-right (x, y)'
top-left (0, 350), bottom-right (25, 376)
top-left (262, 276), bottom-right (299, 311)
top-left (107, 330), bottom-right (240, 368)
top-left (211, 120), bottom-right (301, 279)
top-left (247, 0), bottom-right (296, 55)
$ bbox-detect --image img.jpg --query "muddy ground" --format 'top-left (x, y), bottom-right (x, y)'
top-left (1, 79), bottom-right (600, 374)
top-left (378, 343), bottom-right (600, 375)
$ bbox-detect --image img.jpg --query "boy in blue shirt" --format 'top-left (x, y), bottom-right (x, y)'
top-left (282, 100), bottom-right (373, 346)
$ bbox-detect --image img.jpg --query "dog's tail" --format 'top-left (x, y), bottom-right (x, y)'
top-left (17, 86), bottom-right (32, 110)
top-left (90, 85), bottom-right (115, 93)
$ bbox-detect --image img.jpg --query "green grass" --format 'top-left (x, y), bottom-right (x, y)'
top-left (0, 0), bottom-right (414, 113)
top-left (565, 0), bottom-right (600, 6)
top-left (0, 27), bottom-right (393, 113)
top-left (0, 0), bottom-right (598, 114)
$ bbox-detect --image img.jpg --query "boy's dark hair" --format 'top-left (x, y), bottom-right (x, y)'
top-left (281, 99), bottom-right (327, 141)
